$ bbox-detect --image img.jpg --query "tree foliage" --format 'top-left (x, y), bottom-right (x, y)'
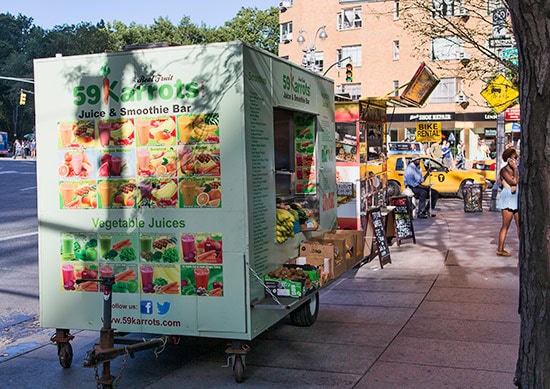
top-left (396, 0), bottom-right (518, 85)
top-left (0, 7), bottom-right (278, 140)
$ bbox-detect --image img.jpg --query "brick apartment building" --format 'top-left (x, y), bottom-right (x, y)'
top-left (277, 0), bottom-right (520, 159)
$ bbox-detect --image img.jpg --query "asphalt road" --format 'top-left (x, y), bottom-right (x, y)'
top-left (0, 158), bottom-right (39, 332)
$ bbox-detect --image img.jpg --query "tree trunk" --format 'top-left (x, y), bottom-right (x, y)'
top-left (506, 1), bottom-right (550, 387)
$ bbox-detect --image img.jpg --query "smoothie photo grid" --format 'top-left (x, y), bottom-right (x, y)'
top-left (56, 113), bottom-right (222, 209)
top-left (60, 232), bottom-right (223, 297)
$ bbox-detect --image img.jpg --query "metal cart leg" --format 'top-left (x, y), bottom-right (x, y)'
top-left (224, 341), bottom-right (250, 383)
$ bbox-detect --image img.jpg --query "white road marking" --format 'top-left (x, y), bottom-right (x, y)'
top-left (0, 231), bottom-right (38, 242)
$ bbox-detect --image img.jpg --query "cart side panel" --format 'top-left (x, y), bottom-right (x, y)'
top-left (35, 42), bottom-right (251, 336)
top-left (242, 49), bottom-right (336, 338)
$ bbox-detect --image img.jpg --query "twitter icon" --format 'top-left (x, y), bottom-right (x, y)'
top-left (157, 302), bottom-right (171, 315)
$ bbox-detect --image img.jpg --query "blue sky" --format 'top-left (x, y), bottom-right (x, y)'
top-left (2, 0), bottom-right (276, 29)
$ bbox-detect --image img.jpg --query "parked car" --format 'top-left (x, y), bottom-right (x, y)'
top-left (386, 154), bottom-right (488, 198)
top-left (471, 159), bottom-right (496, 185)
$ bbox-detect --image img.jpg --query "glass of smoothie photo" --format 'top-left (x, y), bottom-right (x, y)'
top-left (194, 267), bottom-right (210, 290)
top-left (140, 266), bottom-right (154, 293)
top-left (97, 180), bottom-right (115, 208)
top-left (58, 122), bottom-right (75, 148)
top-left (179, 179), bottom-right (197, 207)
top-left (97, 120), bottom-right (112, 147)
top-left (110, 155), bottom-right (123, 176)
top-left (71, 152), bottom-right (83, 175)
top-left (99, 234), bottom-right (112, 257)
top-left (135, 119), bottom-right (151, 146)
top-left (59, 182), bottom-right (76, 207)
top-left (137, 148), bottom-right (150, 171)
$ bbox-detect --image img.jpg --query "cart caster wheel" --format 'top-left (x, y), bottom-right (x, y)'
top-left (57, 342), bottom-right (73, 368)
top-left (290, 291), bottom-right (319, 327)
top-left (233, 355), bottom-right (245, 383)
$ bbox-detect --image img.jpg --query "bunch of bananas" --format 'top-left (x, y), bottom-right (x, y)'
top-left (276, 208), bottom-right (297, 244)
top-left (152, 180), bottom-right (178, 200)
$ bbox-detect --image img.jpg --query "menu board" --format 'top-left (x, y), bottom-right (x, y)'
top-left (56, 113), bottom-right (224, 298)
top-left (389, 196), bottom-right (416, 245)
top-left (369, 207), bottom-right (391, 268)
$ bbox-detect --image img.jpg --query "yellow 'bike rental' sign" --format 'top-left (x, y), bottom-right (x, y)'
top-left (415, 122), bottom-right (442, 142)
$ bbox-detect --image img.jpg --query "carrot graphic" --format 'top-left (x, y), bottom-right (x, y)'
top-left (100, 63), bottom-right (111, 105)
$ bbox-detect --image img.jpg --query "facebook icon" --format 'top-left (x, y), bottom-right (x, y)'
top-left (140, 300), bottom-right (153, 315)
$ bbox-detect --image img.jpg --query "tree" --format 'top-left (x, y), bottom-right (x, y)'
top-left (396, 0), bottom-right (518, 106)
top-left (505, 2), bottom-right (550, 387)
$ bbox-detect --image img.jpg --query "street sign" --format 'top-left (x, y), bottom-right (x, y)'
top-left (501, 47), bottom-right (518, 66)
top-left (480, 74), bottom-right (519, 114)
top-left (489, 37), bottom-right (514, 48)
top-left (505, 107), bottom-right (520, 121)
top-left (415, 122), bottom-right (442, 142)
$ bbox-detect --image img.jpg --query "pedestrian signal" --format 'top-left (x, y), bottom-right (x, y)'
top-left (19, 91), bottom-right (27, 105)
top-left (345, 63), bottom-right (353, 82)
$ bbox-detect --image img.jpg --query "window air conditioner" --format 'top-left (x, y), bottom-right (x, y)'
top-left (459, 52), bottom-right (471, 60)
top-left (280, 1), bottom-right (292, 7)
top-left (281, 33), bottom-right (292, 44)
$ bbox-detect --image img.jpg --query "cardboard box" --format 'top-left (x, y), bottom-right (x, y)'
top-left (324, 230), bottom-right (365, 270)
top-left (264, 277), bottom-right (307, 298)
top-left (299, 238), bottom-right (346, 279)
top-left (264, 264), bottom-right (319, 298)
top-left (301, 256), bottom-right (332, 285)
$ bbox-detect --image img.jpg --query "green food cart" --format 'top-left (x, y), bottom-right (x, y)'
top-left (34, 41), bottom-right (336, 384)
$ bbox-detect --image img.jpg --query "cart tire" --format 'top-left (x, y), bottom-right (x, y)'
top-left (58, 342), bottom-right (73, 368)
top-left (290, 291), bottom-right (319, 327)
top-left (233, 356), bottom-right (245, 383)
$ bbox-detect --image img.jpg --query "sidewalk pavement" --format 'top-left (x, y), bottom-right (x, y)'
top-left (0, 197), bottom-right (520, 388)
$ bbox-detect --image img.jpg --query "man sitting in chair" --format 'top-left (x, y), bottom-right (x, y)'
top-left (404, 158), bottom-right (439, 218)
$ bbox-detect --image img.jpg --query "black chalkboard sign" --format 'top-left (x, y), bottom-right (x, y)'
top-left (369, 207), bottom-right (391, 268)
top-left (389, 196), bottom-right (416, 246)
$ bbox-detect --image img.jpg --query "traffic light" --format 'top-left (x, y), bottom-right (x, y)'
top-left (345, 62), bottom-right (353, 82)
top-left (19, 91), bottom-right (27, 105)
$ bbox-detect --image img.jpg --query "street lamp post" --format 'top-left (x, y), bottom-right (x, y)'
top-left (297, 26), bottom-right (328, 72)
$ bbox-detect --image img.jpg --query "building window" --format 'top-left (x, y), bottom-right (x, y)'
top-left (338, 83), bottom-right (362, 100)
top-left (337, 45), bottom-right (362, 67)
top-left (394, 0), bottom-right (400, 19)
top-left (280, 22), bottom-right (293, 43)
top-left (393, 40), bottom-right (400, 60)
top-left (313, 51), bottom-right (325, 73)
top-left (432, 0), bottom-right (468, 17)
top-left (429, 78), bottom-right (457, 103)
top-left (393, 80), bottom-right (400, 96)
top-left (337, 7), bottom-right (362, 30)
top-left (431, 36), bottom-right (464, 60)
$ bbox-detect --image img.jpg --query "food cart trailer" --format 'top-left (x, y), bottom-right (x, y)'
top-left (34, 41), bottom-right (336, 385)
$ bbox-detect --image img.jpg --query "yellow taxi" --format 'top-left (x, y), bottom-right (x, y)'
top-left (386, 154), bottom-right (488, 198)
top-left (471, 159), bottom-right (497, 184)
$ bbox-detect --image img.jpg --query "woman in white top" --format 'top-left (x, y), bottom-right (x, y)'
top-left (496, 147), bottom-right (519, 256)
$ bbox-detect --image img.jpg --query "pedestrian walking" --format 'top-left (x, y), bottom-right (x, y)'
top-left (441, 140), bottom-right (453, 168)
top-left (455, 140), bottom-right (466, 169)
top-left (496, 147), bottom-right (520, 257)
top-left (12, 139), bottom-right (23, 159)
